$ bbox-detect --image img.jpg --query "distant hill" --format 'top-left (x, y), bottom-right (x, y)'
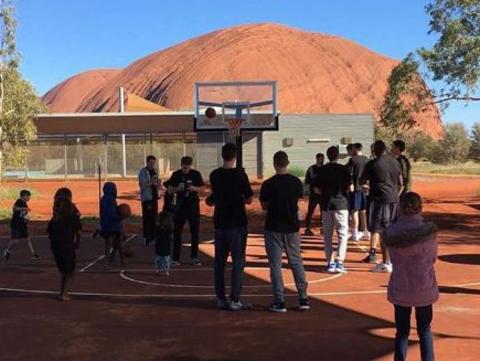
top-left (42, 23), bottom-right (443, 137)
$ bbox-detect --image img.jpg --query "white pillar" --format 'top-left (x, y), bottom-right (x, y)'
top-left (119, 87), bottom-right (127, 177)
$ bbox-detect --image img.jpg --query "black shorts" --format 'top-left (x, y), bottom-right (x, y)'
top-left (367, 201), bottom-right (398, 233)
top-left (11, 228), bottom-right (28, 239)
top-left (349, 191), bottom-right (367, 211)
top-left (52, 250), bottom-right (76, 274)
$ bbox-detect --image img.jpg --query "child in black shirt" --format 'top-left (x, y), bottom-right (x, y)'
top-left (3, 189), bottom-right (39, 261)
top-left (48, 196), bottom-right (82, 301)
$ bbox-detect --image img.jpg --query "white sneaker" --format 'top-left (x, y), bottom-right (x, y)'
top-left (362, 231), bottom-right (371, 241)
top-left (370, 263), bottom-right (393, 273)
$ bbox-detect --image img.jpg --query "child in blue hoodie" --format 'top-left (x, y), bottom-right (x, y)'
top-left (100, 182), bottom-right (125, 268)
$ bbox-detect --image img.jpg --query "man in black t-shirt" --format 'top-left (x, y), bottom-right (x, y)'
top-left (260, 151), bottom-right (309, 313)
top-left (304, 153), bottom-right (324, 236)
top-left (391, 140), bottom-right (412, 195)
top-left (314, 146), bottom-right (353, 273)
top-left (207, 143), bottom-right (253, 311)
top-left (3, 189), bottom-right (39, 261)
top-left (346, 143), bottom-right (370, 241)
top-left (169, 156), bottom-right (205, 266)
top-left (360, 140), bottom-right (403, 272)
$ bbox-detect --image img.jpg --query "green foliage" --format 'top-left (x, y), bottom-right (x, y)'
top-left (405, 130), bottom-right (437, 162)
top-left (412, 160), bottom-right (480, 175)
top-left (0, 1), bottom-right (46, 172)
top-left (1, 67), bottom-right (45, 168)
top-left (469, 122), bottom-right (480, 159)
top-left (380, 55), bottom-right (431, 132)
top-left (420, 0), bottom-right (480, 99)
top-left (431, 122), bottom-right (470, 163)
top-left (288, 165), bottom-right (306, 178)
top-left (381, 0), bottom-right (480, 136)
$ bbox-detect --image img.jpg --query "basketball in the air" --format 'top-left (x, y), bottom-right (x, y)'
top-left (124, 243), bottom-right (134, 258)
top-left (205, 107), bottom-right (216, 119)
top-left (118, 203), bottom-right (132, 219)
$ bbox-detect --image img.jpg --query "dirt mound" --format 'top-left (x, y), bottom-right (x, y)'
top-left (43, 23), bottom-right (443, 137)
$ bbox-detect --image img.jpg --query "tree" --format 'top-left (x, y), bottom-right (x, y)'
top-left (0, 0), bottom-right (45, 178)
top-left (469, 122), bottom-right (480, 159)
top-left (431, 122), bottom-right (470, 163)
top-left (405, 130), bottom-right (436, 162)
top-left (380, 0), bottom-right (480, 132)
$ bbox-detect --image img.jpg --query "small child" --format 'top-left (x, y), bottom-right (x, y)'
top-left (48, 196), bottom-right (82, 301)
top-left (3, 189), bottom-right (39, 261)
top-left (154, 211), bottom-right (173, 276)
top-left (100, 182), bottom-right (125, 268)
top-left (384, 192), bottom-right (438, 361)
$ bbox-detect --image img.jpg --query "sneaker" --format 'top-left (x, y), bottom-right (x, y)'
top-left (361, 252), bottom-right (377, 264)
top-left (326, 262), bottom-right (336, 273)
top-left (269, 302), bottom-right (287, 313)
top-left (335, 261), bottom-right (347, 274)
top-left (31, 253), bottom-right (40, 260)
top-left (370, 263), bottom-right (393, 273)
top-left (362, 231), bottom-right (371, 241)
top-left (298, 299), bottom-right (310, 311)
top-left (192, 258), bottom-right (202, 266)
top-left (229, 300), bottom-right (253, 311)
top-left (170, 260), bottom-right (181, 266)
top-left (304, 229), bottom-right (314, 237)
top-left (3, 250), bottom-right (10, 261)
top-left (216, 298), bottom-right (230, 310)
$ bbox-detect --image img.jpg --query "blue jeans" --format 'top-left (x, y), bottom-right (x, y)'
top-left (155, 255), bottom-right (170, 273)
top-left (214, 227), bottom-right (247, 302)
top-left (394, 304), bottom-right (434, 361)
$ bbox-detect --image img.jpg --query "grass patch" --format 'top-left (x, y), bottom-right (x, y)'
top-left (412, 161), bottom-right (480, 175)
top-left (81, 215), bottom-right (143, 226)
top-left (0, 187), bottom-right (39, 201)
top-left (0, 208), bottom-right (11, 222)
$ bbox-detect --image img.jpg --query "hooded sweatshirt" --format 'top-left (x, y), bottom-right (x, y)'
top-left (100, 182), bottom-right (123, 233)
top-left (384, 214), bottom-right (439, 307)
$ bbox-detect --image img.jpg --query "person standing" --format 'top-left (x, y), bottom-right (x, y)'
top-left (304, 153), bottom-right (324, 236)
top-left (384, 192), bottom-right (438, 361)
top-left (207, 143), bottom-right (253, 311)
top-left (48, 196), bottom-right (82, 301)
top-left (391, 140), bottom-right (412, 196)
top-left (347, 143), bottom-right (370, 241)
top-left (315, 146), bottom-right (352, 273)
top-left (360, 140), bottom-right (403, 272)
top-left (169, 156), bottom-right (205, 266)
top-left (138, 155), bottom-right (161, 245)
top-left (260, 151), bottom-right (309, 312)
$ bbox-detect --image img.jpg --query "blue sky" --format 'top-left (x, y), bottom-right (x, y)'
top-left (16, 0), bottom-right (479, 128)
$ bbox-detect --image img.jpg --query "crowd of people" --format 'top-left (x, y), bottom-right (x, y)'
top-left (1, 139), bottom-right (438, 361)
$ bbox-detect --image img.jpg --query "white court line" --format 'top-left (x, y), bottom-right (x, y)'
top-left (0, 286), bottom-right (379, 298)
top-left (119, 270), bottom-right (342, 289)
top-left (79, 234), bottom-right (136, 273)
top-left (1, 281), bottom-right (478, 299)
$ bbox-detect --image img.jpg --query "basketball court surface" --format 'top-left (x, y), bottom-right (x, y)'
top-left (0, 176), bottom-right (479, 361)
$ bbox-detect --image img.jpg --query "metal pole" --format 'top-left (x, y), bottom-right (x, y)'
top-left (97, 158), bottom-right (102, 217)
top-left (64, 135), bottom-right (68, 181)
top-left (236, 133), bottom-right (243, 169)
top-left (104, 134), bottom-right (108, 181)
top-left (119, 86), bottom-right (127, 178)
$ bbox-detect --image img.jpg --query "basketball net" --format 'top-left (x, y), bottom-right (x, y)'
top-left (227, 118), bottom-right (245, 137)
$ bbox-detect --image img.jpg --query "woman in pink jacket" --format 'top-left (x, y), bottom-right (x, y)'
top-left (384, 192), bottom-right (439, 361)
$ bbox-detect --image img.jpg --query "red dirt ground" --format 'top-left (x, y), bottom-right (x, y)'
top-left (0, 175), bottom-right (479, 361)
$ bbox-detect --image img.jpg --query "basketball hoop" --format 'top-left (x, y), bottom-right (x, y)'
top-left (226, 118), bottom-right (246, 137)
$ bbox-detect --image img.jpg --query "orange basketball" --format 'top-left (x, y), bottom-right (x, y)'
top-left (124, 243), bottom-right (134, 258)
top-left (205, 107), bottom-right (216, 119)
top-left (118, 203), bottom-right (132, 219)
